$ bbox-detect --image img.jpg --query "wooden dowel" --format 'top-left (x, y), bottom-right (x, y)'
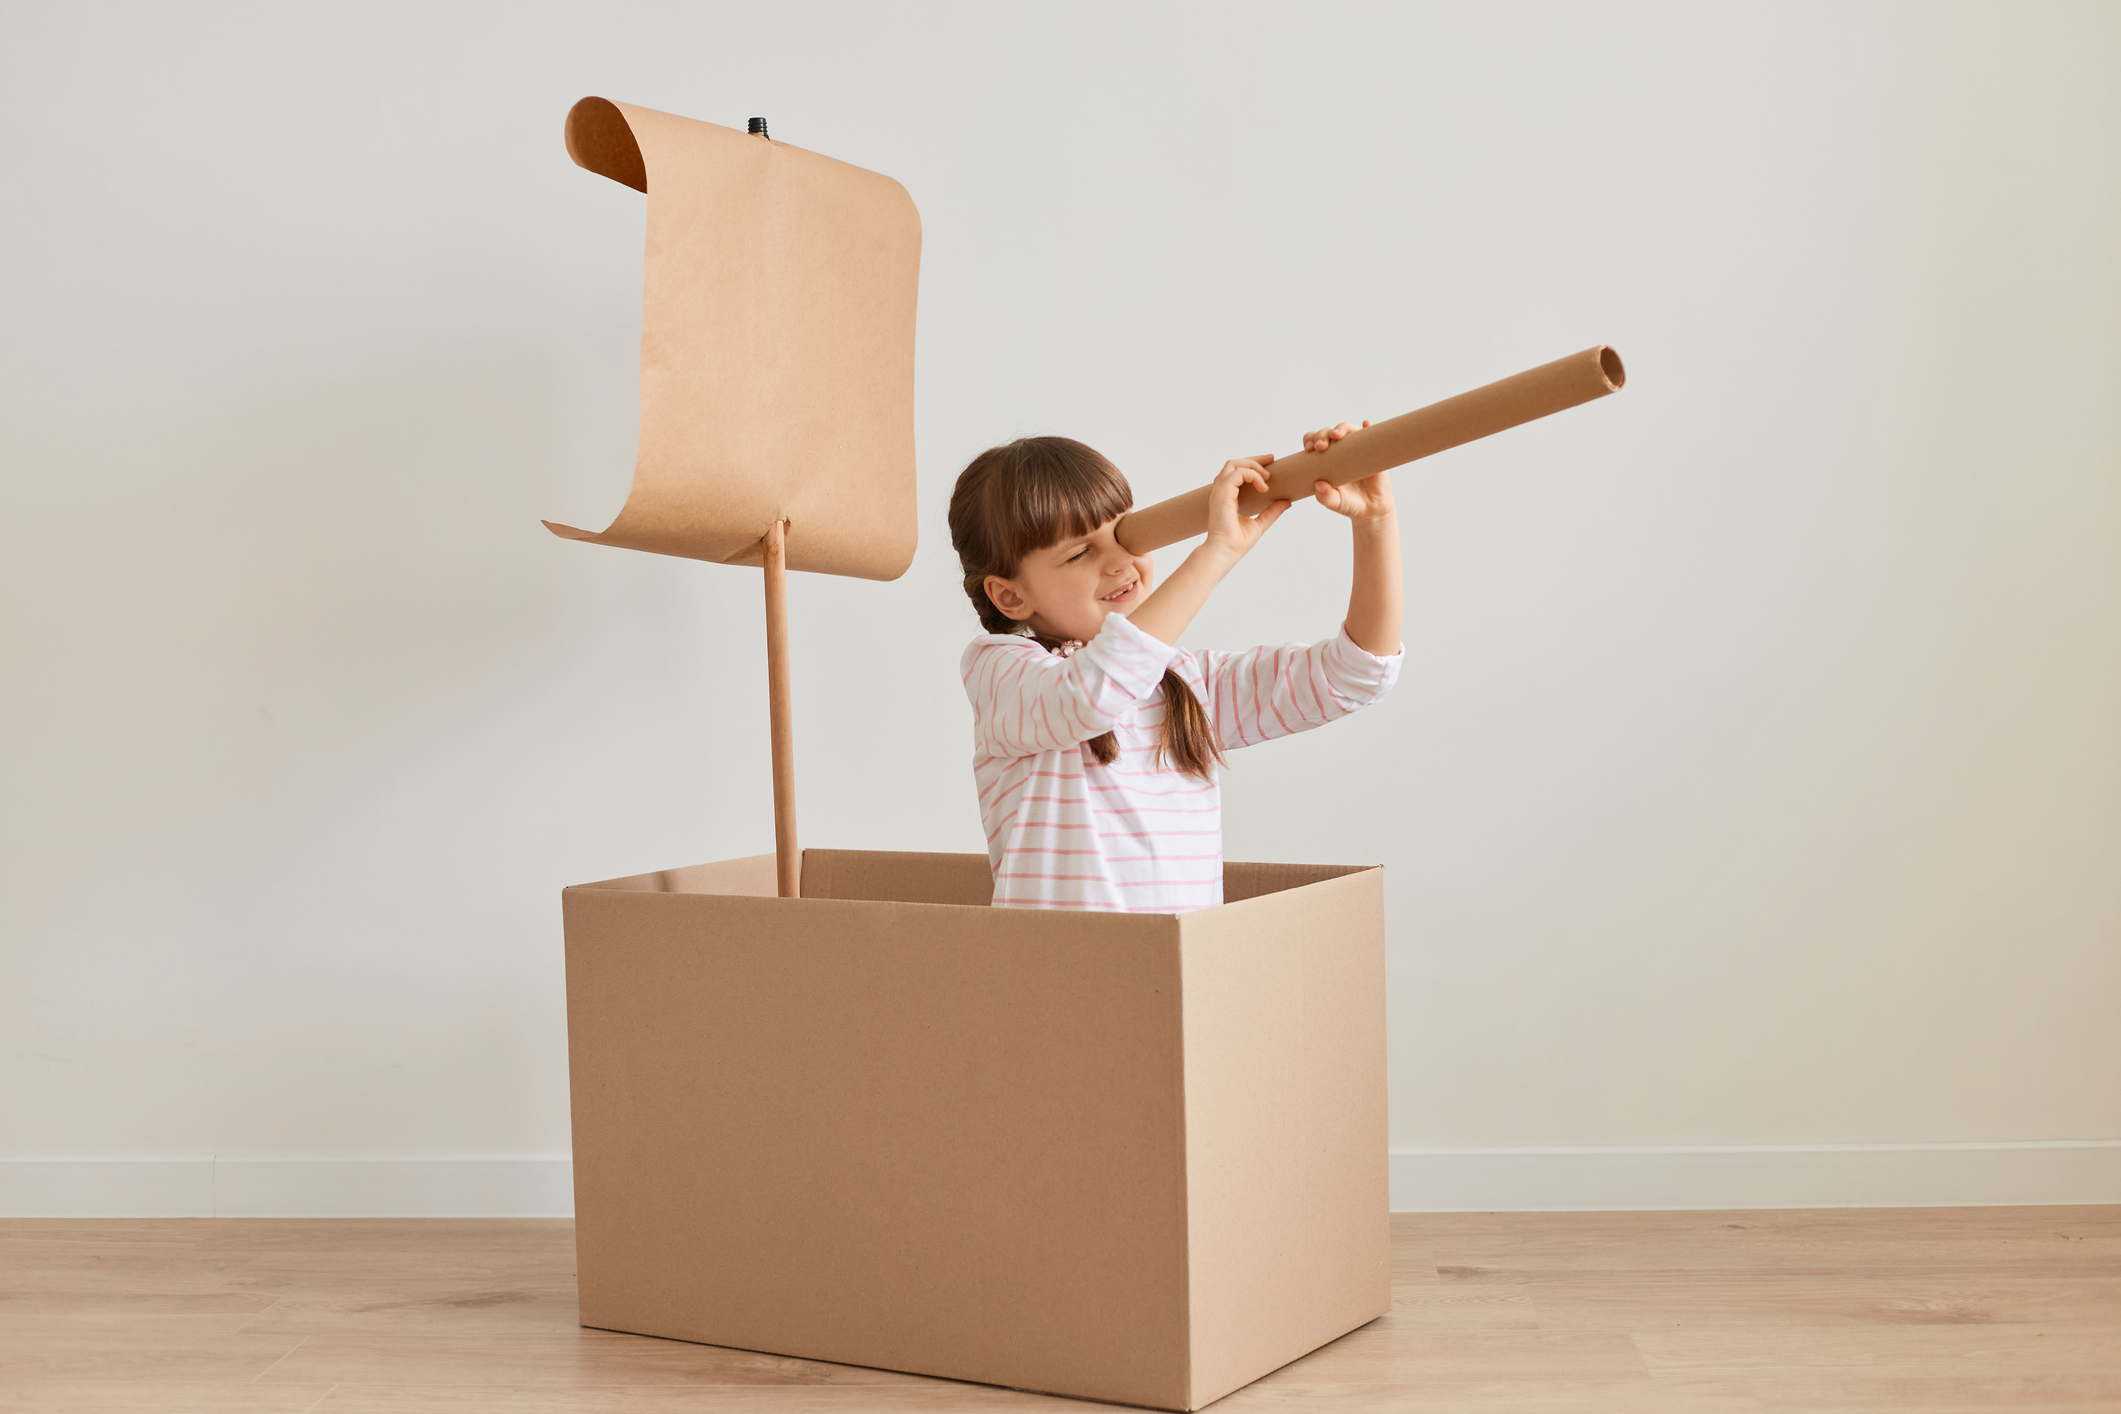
top-left (762, 519), bottom-right (799, 899)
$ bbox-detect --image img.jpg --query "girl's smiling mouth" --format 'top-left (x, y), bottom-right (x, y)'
top-left (1101, 579), bottom-right (1139, 603)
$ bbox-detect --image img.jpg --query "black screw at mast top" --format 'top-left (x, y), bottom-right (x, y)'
top-left (748, 117), bottom-right (769, 138)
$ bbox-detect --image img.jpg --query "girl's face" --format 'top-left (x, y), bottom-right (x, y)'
top-left (984, 516), bottom-right (1154, 643)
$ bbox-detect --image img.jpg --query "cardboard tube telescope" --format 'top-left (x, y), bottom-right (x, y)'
top-left (1113, 345), bottom-right (1626, 555)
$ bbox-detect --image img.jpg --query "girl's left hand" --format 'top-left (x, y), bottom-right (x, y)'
top-left (1299, 419), bottom-right (1393, 524)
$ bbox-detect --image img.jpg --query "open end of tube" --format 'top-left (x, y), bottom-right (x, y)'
top-left (1599, 346), bottom-right (1626, 390)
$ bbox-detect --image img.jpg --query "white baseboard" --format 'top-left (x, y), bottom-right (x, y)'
top-left (5, 1143), bottom-right (2116, 1218)
top-left (1389, 1139), bottom-right (2121, 1211)
top-left (0, 1158), bottom-right (574, 1218)
top-left (0, 1158), bottom-right (218, 1217)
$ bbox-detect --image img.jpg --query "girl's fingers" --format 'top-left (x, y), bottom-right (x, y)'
top-left (1299, 422), bottom-right (1368, 452)
top-left (1255, 500), bottom-right (1292, 533)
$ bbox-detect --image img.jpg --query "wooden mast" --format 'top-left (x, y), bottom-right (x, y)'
top-left (762, 518), bottom-right (799, 898)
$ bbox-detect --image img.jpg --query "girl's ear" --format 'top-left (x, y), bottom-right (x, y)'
top-left (983, 574), bottom-right (1035, 622)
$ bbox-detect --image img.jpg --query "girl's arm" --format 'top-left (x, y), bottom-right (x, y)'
top-left (1126, 457), bottom-right (1289, 647)
top-left (1331, 484), bottom-right (1402, 657)
top-left (1304, 421), bottom-right (1403, 658)
top-left (1181, 423), bottom-right (1405, 752)
top-left (1188, 632), bottom-right (1400, 751)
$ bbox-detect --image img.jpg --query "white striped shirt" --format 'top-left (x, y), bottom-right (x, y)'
top-left (961, 612), bottom-right (1402, 913)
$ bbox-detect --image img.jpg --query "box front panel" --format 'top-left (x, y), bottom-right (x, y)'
top-left (1177, 867), bottom-right (1392, 1406)
top-left (562, 880), bottom-right (1193, 1409)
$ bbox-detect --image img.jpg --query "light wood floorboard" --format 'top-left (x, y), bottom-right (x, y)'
top-left (0, 1207), bottom-right (2113, 1412)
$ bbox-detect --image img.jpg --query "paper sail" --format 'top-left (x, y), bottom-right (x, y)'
top-left (544, 98), bottom-right (923, 581)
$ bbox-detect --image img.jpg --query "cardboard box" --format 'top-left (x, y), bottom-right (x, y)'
top-left (562, 849), bottom-right (1390, 1410)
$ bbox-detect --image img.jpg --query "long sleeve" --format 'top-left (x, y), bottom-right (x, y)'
top-left (1187, 622), bottom-right (1402, 751)
top-left (960, 612), bottom-right (1180, 760)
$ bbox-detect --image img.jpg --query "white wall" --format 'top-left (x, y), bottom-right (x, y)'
top-left (4, 1), bottom-right (2117, 1210)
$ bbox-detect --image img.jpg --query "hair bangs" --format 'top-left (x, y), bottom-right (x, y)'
top-left (988, 438), bottom-right (1134, 569)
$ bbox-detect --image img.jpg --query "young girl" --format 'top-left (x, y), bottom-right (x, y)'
top-left (948, 424), bottom-right (1403, 911)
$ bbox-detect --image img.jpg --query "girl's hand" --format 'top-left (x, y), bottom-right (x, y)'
top-left (1315, 468), bottom-right (1396, 524)
top-left (1301, 420), bottom-right (1393, 521)
top-left (1203, 457), bottom-right (1290, 561)
top-left (1129, 457), bottom-right (1289, 647)
top-left (1300, 419), bottom-right (1371, 453)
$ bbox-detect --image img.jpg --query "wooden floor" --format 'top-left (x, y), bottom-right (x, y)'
top-left (2, 1207), bottom-right (2117, 1412)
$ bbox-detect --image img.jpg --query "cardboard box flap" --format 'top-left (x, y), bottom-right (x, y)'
top-left (1222, 860), bottom-right (1374, 903)
top-left (572, 853), bottom-right (780, 896)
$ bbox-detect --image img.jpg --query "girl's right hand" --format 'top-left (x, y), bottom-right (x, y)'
top-left (1128, 457), bottom-right (1290, 648)
top-left (1202, 457), bottom-right (1291, 561)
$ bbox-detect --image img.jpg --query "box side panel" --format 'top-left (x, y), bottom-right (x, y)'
top-left (799, 848), bottom-right (994, 906)
top-left (1176, 867), bottom-right (1391, 1407)
top-left (1222, 859), bottom-right (1371, 904)
top-left (562, 886), bottom-right (1192, 1410)
top-left (572, 853), bottom-right (779, 896)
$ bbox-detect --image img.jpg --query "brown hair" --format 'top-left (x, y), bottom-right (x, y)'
top-left (948, 436), bottom-right (1224, 780)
